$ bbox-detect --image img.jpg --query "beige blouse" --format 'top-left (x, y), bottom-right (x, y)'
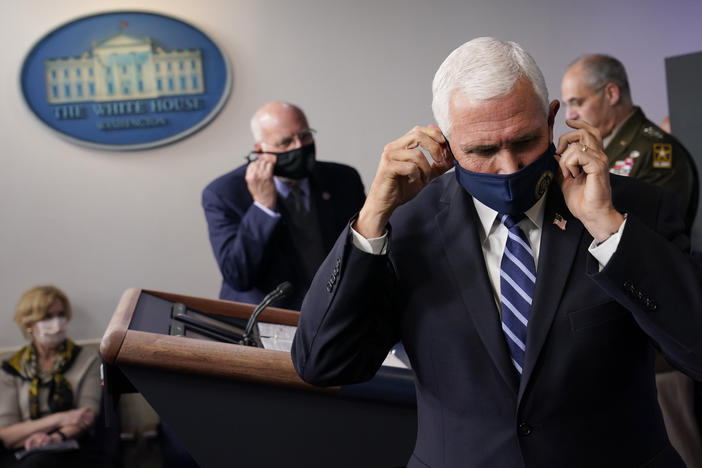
top-left (0, 346), bottom-right (102, 427)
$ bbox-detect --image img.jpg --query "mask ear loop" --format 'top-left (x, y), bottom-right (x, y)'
top-left (246, 149), bottom-right (285, 163)
top-left (441, 132), bottom-right (457, 163)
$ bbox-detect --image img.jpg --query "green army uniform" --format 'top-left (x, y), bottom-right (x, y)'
top-left (605, 107), bottom-right (697, 229)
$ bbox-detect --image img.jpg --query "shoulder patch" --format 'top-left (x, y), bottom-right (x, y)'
top-left (652, 143), bottom-right (672, 169)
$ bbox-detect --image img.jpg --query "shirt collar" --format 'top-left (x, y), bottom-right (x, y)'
top-left (472, 190), bottom-right (548, 240)
top-left (274, 177), bottom-right (310, 199)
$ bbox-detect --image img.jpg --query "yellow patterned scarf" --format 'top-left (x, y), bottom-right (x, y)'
top-left (1, 339), bottom-right (81, 419)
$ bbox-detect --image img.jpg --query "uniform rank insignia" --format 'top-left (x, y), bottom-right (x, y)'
top-left (643, 126), bottom-right (664, 139)
top-left (611, 157), bottom-right (635, 176)
top-left (652, 143), bottom-right (672, 169)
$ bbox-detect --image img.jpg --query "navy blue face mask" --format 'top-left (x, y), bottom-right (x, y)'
top-left (451, 143), bottom-right (558, 216)
top-left (248, 143), bottom-right (316, 180)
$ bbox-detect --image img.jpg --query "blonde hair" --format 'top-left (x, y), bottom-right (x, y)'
top-left (14, 285), bottom-right (71, 340)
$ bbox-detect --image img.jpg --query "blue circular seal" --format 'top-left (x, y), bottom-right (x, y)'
top-left (20, 11), bottom-right (231, 150)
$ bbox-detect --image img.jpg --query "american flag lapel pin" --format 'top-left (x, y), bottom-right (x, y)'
top-left (553, 213), bottom-right (567, 231)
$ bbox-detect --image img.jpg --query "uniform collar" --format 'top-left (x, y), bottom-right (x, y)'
top-left (603, 106), bottom-right (645, 154)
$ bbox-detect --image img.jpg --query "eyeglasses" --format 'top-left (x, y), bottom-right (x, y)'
top-left (265, 128), bottom-right (316, 150)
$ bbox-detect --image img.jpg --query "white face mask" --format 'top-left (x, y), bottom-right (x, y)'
top-left (34, 317), bottom-right (68, 348)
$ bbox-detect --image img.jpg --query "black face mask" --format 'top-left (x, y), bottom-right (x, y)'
top-left (249, 143), bottom-right (316, 180)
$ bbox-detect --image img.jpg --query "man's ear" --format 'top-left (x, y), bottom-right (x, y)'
top-left (604, 83), bottom-right (621, 106)
top-left (547, 100), bottom-right (560, 141)
top-left (253, 141), bottom-right (262, 152)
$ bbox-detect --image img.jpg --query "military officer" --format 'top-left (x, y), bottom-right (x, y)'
top-left (561, 54), bottom-right (698, 232)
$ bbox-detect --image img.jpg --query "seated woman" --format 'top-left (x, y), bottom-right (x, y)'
top-left (0, 285), bottom-right (111, 467)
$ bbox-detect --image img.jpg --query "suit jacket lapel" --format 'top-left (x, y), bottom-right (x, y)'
top-left (518, 186), bottom-right (584, 400)
top-left (436, 182), bottom-right (519, 394)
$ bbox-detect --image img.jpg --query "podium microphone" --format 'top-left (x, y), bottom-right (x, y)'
top-left (241, 281), bottom-right (293, 346)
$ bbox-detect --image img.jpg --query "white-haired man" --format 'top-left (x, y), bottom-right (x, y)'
top-left (292, 38), bottom-right (702, 467)
top-left (202, 101), bottom-right (365, 309)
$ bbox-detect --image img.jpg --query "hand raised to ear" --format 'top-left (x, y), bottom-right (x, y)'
top-left (245, 153), bottom-right (277, 210)
top-left (355, 125), bottom-right (454, 238)
top-left (556, 119), bottom-right (624, 242)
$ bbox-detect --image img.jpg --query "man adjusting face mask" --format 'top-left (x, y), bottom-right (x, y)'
top-left (202, 101), bottom-right (367, 312)
top-left (452, 143), bottom-right (558, 216)
top-left (248, 142), bottom-right (316, 180)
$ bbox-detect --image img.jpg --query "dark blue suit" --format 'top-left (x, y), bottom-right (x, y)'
top-left (292, 173), bottom-right (702, 467)
top-left (202, 161), bottom-right (365, 309)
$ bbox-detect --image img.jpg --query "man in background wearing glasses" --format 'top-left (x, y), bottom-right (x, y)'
top-left (561, 54), bottom-right (697, 233)
top-left (202, 101), bottom-right (365, 309)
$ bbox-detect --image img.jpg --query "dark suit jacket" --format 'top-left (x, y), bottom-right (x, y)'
top-left (292, 173), bottom-right (702, 467)
top-left (202, 161), bottom-right (365, 309)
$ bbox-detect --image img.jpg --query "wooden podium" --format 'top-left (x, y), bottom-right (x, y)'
top-left (100, 289), bottom-right (417, 468)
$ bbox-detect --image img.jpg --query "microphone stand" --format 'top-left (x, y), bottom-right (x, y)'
top-left (241, 282), bottom-right (292, 346)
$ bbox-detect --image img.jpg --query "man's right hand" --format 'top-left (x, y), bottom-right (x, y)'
top-left (355, 125), bottom-right (453, 238)
top-left (245, 153), bottom-right (277, 210)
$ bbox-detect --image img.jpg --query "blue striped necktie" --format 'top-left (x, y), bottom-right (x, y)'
top-left (499, 213), bottom-right (535, 376)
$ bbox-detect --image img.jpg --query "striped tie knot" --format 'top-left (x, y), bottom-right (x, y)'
top-left (499, 213), bottom-right (525, 230)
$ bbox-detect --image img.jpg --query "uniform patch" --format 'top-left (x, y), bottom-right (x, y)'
top-left (610, 157), bottom-right (635, 176)
top-left (652, 143), bottom-right (672, 169)
top-left (629, 150), bottom-right (640, 159)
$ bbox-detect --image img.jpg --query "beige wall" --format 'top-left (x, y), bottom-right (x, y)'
top-left (2, 0), bottom-right (701, 349)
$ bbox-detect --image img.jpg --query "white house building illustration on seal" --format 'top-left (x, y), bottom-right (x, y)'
top-left (44, 31), bottom-right (204, 104)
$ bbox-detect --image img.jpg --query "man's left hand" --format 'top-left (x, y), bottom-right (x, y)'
top-left (556, 119), bottom-right (625, 242)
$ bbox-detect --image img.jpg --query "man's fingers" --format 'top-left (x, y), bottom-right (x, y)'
top-left (565, 118), bottom-right (602, 140)
top-left (556, 129), bottom-right (589, 154)
top-left (387, 125), bottom-right (449, 165)
top-left (557, 121), bottom-right (602, 154)
top-left (362, 124), bottom-right (453, 233)
top-left (391, 159), bottom-right (428, 185)
top-left (258, 153), bottom-right (276, 163)
top-left (246, 158), bottom-right (275, 182)
top-left (558, 148), bottom-right (581, 179)
top-left (430, 149), bottom-right (455, 179)
top-left (259, 159), bottom-right (274, 178)
top-left (395, 149), bottom-right (432, 177)
top-left (558, 141), bottom-right (609, 180)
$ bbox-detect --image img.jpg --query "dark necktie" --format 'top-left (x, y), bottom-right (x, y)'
top-left (287, 183), bottom-right (304, 214)
top-left (499, 213), bottom-right (535, 376)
